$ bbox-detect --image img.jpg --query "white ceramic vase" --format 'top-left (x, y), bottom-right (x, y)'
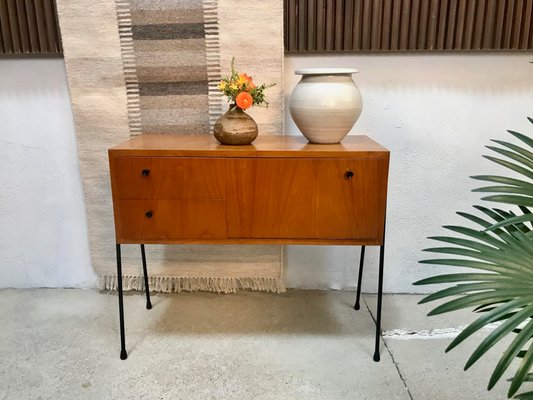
top-left (289, 68), bottom-right (363, 144)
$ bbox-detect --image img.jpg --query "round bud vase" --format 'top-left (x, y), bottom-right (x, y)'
top-left (289, 68), bottom-right (363, 144)
top-left (213, 105), bottom-right (258, 145)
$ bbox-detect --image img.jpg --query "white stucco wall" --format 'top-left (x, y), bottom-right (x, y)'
top-left (0, 59), bottom-right (96, 288)
top-left (284, 53), bottom-right (533, 293)
top-left (1, 55), bottom-right (532, 292)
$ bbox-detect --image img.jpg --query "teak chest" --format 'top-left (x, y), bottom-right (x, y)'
top-left (109, 134), bottom-right (390, 361)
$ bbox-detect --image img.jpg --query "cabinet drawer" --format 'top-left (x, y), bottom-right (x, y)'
top-left (111, 157), bottom-right (225, 199)
top-left (115, 199), bottom-right (226, 240)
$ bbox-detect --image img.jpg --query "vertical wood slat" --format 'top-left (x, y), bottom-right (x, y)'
top-left (284, 0), bottom-right (533, 52)
top-left (0, 0), bottom-right (62, 55)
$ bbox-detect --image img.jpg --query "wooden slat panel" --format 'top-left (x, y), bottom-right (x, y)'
top-left (325, 0), bottom-right (334, 50)
top-left (352, 0), bottom-right (363, 50)
top-left (316, 0), bottom-right (325, 50)
top-left (409, 0), bottom-right (421, 50)
top-left (390, 0), bottom-right (402, 50)
top-left (1, 0), bottom-right (61, 55)
top-left (417, 0), bottom-right (430, 49)
top-left (399, 0), bottom-right (411, 50)
top-left (361, 0), bottom-right (372, 50)
top-left (307, 0), bottom-right (316, 51)
top-left (343, 0), bottom-right (354, 49)
top-left (511, 0), bottom-right (524, 49)
top-left (334, 0), bottom-right (344, 50)
top-left (520, 0), bottom-right (533, 48)
top-left (284, 0), bottom-right (533, 52)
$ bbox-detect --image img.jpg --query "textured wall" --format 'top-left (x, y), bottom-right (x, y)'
top-left (0, 59), bottom-right (96, 288)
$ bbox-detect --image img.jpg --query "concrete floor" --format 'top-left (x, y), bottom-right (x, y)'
top-left (0, 289), bottom-right (522, 399)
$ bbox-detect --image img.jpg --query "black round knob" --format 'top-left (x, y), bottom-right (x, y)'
top-left (141, 169), bottom-right (150, 177)
top-left (344, 170), bottom-right (354, 179)
top-left (145, 210), bottom-right (153, 218)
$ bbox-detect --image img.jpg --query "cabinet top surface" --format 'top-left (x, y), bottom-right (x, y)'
top-left (109, 134), bottom-right (389, 158)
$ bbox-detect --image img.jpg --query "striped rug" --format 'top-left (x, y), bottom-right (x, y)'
top-left (116, 0), bottom-right (222, 135)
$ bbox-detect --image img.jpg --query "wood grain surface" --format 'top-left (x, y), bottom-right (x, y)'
top-left (109, 134), bottom-right (390, 245)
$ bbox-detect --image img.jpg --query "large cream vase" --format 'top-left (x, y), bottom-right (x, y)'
top-left (289, 68), bottom-right (363, 144)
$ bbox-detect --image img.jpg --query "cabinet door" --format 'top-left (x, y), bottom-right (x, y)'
top-left (226, 158), bottom-right (316, 238)
top-left (316, 157), bottom-right (388, 241)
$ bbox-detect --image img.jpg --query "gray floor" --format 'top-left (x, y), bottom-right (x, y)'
top-left (0, 289), bottom-right (522, 399)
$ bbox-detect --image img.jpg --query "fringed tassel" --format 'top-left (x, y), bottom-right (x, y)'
top-left (99, 275), bottom-right (286, 294)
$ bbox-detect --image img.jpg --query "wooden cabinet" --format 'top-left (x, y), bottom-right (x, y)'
top-left (109, 134), bottom-right (389, 245)
top-left (108, 134), bottom-right (391, 362)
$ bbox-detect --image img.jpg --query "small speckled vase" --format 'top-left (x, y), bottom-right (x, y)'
top-left (213, 105), bottom-right (258, 145)
top-left (289, 68), bottom-right (363, 144)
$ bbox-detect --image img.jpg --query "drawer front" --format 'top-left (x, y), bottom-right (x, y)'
top-left (111, 157), bottom-right (225, 199)
top-left (226, 158), bottom-right (317, 238)
top-left (315, 158), bottom-right (388, 240)
top-left (115, 199), bottom-right (226, 240)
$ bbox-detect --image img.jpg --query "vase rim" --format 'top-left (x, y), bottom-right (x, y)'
top-left (295, 68), bottom-right (358, 75)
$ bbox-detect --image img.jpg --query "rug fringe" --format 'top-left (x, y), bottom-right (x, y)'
top-left (99, 275), bottom-right (286, 294)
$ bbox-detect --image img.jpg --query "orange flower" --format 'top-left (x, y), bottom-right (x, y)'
top-left (238, 73), bottom-right (253, 86)
top-left (236, 92), bottom-right (253, 110)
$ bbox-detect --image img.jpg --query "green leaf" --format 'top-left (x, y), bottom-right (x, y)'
top-left (414, 273), bottom-right (505, 286)
top-left (419, 259), bottom-right (514, 275)
top-left (510, 344), bottom-right (533, 397)
top-left (474, 186), bottom-right (533, 196)
top-left (421, 283), bottom-right (533, 305)
top-left (486, 145), bottom-right (533, 170)
top-left (483, 155), bottom-right (533, 181)
top-left (508, 129), bottom-right (533, 149)
top-left (491, 139), bottom-right (533, 162)
top-left (487, 214), bottom-right (533, 231)
top-left (489, 319), bottom-right (533, 390)
top-left (481, 195), bottom-right (533, 207)
top-left (514, 390), bottom-right (533, 399)
top-left (471, 175), bottom-right (533, 192)
top-left (428, 291), bottom-right (523, 316)
top-left (464, 303), bottom-right (533, 370)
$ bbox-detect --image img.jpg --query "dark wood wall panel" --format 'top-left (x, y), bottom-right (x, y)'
top-left (284, 0), bottom-right (533, 52)
top-left (0, 0), bottom-right (62, 56)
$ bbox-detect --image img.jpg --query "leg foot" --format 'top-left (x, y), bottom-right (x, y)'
top-left (120, 349), bottom-right (128, 360)
top-left (146, 302), bottom-right (152, 310)
top-left (373, 352), bottom-right (380, 362)
top-left (354, 246), bottom-right (365, 310)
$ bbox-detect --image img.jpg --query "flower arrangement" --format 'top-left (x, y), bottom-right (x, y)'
top-left (218, 58), bottom-right (274, 111)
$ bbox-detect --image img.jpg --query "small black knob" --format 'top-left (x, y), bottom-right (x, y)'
top-left (141, 169), bottom-right (150, 177)
top-left (344, 170), bottom-right (354, 180)
top-left (145, 210), bottom-right (153, 218)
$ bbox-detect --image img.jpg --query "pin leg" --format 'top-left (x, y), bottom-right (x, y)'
top-left (373, 243), bottom-right (385, 362)
top-left (140, 244), bottom-right (152, 310)
top-left (116, 244), bottom-right (127, 360)
top-left (354, 246), bottom-right (365, 310)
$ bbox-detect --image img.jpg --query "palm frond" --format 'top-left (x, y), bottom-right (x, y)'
top-left (416, 121), bottom-right (533, 398)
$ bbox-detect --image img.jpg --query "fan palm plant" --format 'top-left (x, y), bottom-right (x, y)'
top-left (414, 118), bottom-right (533, 399)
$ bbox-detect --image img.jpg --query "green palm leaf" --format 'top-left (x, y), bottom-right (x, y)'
top-left (416, 122), bottom-right (533, 398)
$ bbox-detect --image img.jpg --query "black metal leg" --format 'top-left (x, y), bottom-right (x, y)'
top-left (140, 244), bottom-right (152, 310)
top-left (354, 246), bottom-right (365, 310)
top-left (116, 244), bottom-right (127, 360)
top-left (373, 243), bottom-right (385, 362)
